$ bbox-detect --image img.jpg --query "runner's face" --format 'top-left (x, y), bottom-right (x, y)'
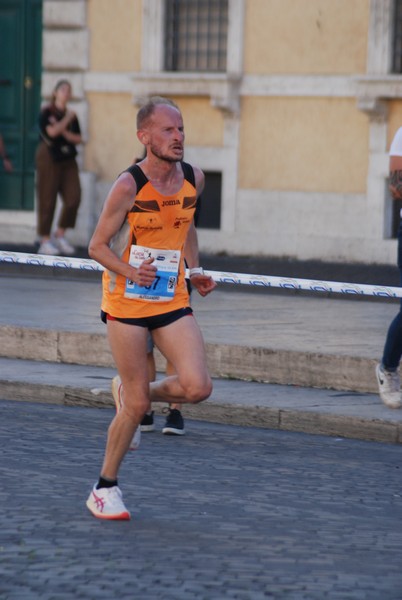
top-left (147, 106), bottom-right (185, 163)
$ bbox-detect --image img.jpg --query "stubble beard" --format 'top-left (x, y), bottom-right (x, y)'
top-left (150, 144), bottom-right (183, 163)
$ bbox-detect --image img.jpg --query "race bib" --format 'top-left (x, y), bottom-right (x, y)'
top-left (124, 245), bottom-right (181, 302)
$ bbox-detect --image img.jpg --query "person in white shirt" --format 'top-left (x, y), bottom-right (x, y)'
top-left (376, 127), bottom-right (402, 409)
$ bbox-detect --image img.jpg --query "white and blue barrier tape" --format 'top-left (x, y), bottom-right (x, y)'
top-left (0, 250), bottom-right (401, 299)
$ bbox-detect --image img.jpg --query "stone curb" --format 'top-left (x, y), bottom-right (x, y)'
top-left (1, 380), bottom-right (400, 445)
top-left (0, 324), bottom-right (379, 393)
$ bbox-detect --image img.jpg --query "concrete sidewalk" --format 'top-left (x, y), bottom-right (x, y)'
top-left (0, 271), bottom-right (396, 390)
top-left (1, 268), bottom-right (402, 443)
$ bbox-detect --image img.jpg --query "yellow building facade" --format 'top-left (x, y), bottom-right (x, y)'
top-left (12, 0), bottom-right (402, 263)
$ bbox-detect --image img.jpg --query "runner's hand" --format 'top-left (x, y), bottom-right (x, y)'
top-left (190, 274), bottom-right (217, 297)
top-left (134, 257), bottom-right (157, 286)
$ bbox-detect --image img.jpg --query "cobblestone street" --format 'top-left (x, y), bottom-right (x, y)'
top-left (0, 399), bottom-right (401, 599)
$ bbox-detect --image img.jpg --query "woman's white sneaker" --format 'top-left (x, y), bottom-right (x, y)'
top-left (37, 239), bottom-right (61, 256)
top-left (53, 236), bottom-right (76, 255)
top-left (86, 485), bottom-right (130, 520)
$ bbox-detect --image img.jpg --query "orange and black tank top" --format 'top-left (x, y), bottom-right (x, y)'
top-left (101, 162), bottom-right (197, 319)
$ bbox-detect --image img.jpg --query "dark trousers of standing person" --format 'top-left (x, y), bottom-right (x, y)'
top-left (381, 220), bottom-right (402, 370)
top-left (35, 142), bottom-right (81, 238)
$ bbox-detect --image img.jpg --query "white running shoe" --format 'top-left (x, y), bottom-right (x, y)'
top-left (86, 485), bottom-right (130, 520)
top-left (53, 236), bottom-right (76, 255)
top-left (375, 363), bottom-right (402, 409)
top-left (111, 375), bottom-right (141, 450)
top-left (37, 239), bottom-right (61, 256)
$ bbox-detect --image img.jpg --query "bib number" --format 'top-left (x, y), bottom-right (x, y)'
top-left (124, 245), bottom-right (180, 302)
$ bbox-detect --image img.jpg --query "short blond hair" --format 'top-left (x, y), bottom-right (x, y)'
top-left (136, 96), bottom-right (180, 129)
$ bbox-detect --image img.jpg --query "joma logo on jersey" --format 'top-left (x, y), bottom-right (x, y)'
top-left (162, 199), bottom-right (180, 207)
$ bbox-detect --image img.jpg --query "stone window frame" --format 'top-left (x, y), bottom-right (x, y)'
top-left (356, 0), bottom-right (401, 120)
top-left (133, 0), bottom-right (244, 115)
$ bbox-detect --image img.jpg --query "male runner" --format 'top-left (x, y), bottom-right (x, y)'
top-left (86, 96), bottom-right (216, 520)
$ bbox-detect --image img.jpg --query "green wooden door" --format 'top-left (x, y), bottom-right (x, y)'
top-left (0, 0), bottom-right (42, 210)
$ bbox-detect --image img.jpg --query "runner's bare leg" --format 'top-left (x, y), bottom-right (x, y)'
top-left (101, 321), bottom-right (150, 480)
top-left (150, 315), bottom-right (212, 405)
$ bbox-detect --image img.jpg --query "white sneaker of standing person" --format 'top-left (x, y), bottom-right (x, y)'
top-left (111, 375), bottom-right (141, 450)
top-left (375, 363), bottom-right (402, 409)
top-left (37, 239), bottom-right (61, 256)
top-left (86, 484), bottom-right (130, 520)
top-left (52, 235), bottom-right (76, 255)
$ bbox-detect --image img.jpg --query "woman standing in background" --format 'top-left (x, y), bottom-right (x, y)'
top-left (36, 79), bottom-right (82, 256)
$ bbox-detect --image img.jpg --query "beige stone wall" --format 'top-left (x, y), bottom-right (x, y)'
top-left (238, 97), bottom-right (369, 194)
top-left (87, 0), bottom-right (141, 71)
top-left (85, 92), bottom-right (142, 180)
top-left (19, 0), bottom-right (391, 263)
top-left (85, 0), bottom-right (143, 179)
top-left (244, 0), bottom-right (369, 75)
top-left (85, 0), bottom-right (370, 194)
top-left (169, 97), bottom-right (224, 147)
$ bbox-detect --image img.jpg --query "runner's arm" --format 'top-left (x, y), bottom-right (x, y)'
top-left (184, 166), bottom-right (216, 296)
top-left (88, 173), bottom-right (156, 286)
